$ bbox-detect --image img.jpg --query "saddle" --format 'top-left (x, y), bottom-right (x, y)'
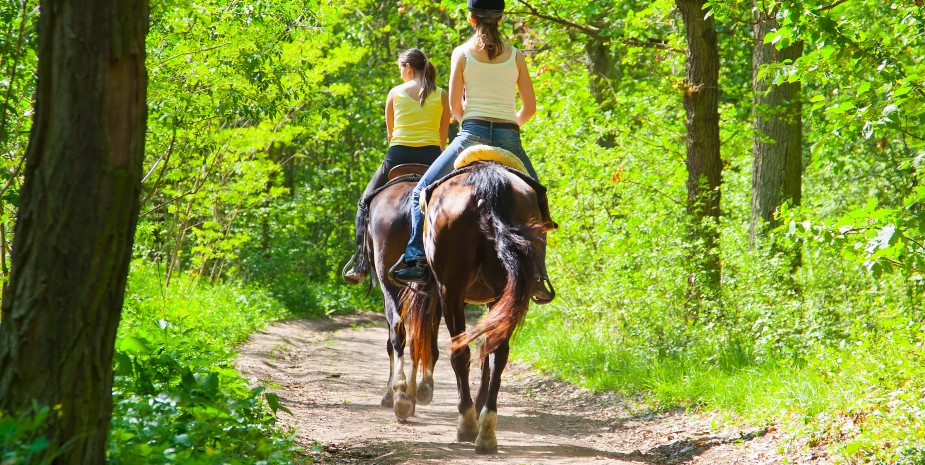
top-left (388, 163), bottom-right (428, 181)
top-left (421, 145), bottom-right (557, 232)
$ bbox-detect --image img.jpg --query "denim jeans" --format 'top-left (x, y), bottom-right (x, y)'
top-left (354, 145), bottom-right (441, 262)
top-left (404, 119), bottom-right (539, 262)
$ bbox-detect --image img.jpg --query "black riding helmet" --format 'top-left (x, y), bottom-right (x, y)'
top-left (467, 0), bottom-right (504, 13)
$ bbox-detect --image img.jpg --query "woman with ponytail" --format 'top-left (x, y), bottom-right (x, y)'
top-left (343, 49), bottom-right (450, 284)
top-left (393, 0), bottom-right (554, 304)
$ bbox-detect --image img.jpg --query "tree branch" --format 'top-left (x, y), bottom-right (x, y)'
top-left (510, 0), bottom-right (604, 40)
top-left (621, 38), bottom-right (684, 54)
top-left (819, 0), bottom-right (849, 12)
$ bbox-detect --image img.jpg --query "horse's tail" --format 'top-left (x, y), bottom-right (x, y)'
top-left (401, 281), bottom-right (438, 370)
top-left (452, 163), bottom-right (544, 358)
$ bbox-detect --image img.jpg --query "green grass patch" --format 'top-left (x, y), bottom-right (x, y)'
top-left (515, 307), bottom-right (925, 464)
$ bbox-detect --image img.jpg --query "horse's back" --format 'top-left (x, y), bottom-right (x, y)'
top-left (426, 163), bottom-right (543, 300)
top-left (368, 180), bottom-right (414, 282)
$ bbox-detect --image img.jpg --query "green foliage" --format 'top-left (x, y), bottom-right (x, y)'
top-left (4, 0), bottom-right (925, 462)
top-left (0, 404), bottom-right (60, 465)
top-left (109, 264), bottom-right (302, 464)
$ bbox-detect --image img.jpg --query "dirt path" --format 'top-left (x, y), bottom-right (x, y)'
top-left (235, 312), bottom-right (830, 464)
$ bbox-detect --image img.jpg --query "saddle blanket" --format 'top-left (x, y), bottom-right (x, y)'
top-left (453, 145), bottom-right (528, 174)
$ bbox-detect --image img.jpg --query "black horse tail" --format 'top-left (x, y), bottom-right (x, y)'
top-left (452, 163), bottom-right (544, 358)
top-left (401, 281), bottom-right (438, 371)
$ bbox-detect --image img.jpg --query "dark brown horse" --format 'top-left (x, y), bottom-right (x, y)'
top-left (356, 165), bottom-right (440, 420)
top-left (402, 161), bottom-right (551, 454)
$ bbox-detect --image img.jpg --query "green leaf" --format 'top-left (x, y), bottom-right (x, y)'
top-left (117, 336), bottom-right (150, 355)
top-left (265, 392), bottom-right (292, 416)
top-left (25, 436), bottom-right (49, 454)
top-left (893, 85), bottom-right (912, 98)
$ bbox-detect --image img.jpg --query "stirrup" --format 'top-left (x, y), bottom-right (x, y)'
top-left (388, 254), bottom-right (409, 287)
top-left (342, 255), bottom-right (365, 285)
top-left (389, 255), bottom-right (431, 288)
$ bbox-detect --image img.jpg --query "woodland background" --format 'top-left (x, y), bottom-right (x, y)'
top-left (1, 0), bottom-right (924, 463)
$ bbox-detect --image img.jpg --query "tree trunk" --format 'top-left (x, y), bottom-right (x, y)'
top-left (585, 35), bottom-right (620, 147)
top-left (0, 0), bottom-right (148, 463)
top-left (676, 0), bottom-right (723, 302)
top-left (749, 6), bottom-right (803, 246)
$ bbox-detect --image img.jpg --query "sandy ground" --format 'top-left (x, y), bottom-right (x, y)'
top-left (235, 312), bottom-right (832, 464)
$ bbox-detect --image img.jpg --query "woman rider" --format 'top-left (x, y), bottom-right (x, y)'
top-left (343, 48), bottom-right (451, 284)
top-left (392, 0), bottom-right (553, 304)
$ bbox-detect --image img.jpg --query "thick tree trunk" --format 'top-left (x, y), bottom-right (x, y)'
top-left (0, 0), bottom-right (148, 463)
top-left (749, 6), bottom-right (803, 244)
top-left (676, 0), bottom-right (723, 302)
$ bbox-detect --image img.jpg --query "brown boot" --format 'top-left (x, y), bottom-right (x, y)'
top-left (342, 255), bottom-right (367, 285)
top-left (532, 275), bottom-right (555, 305)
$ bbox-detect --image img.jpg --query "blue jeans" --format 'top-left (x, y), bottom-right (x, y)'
top-left (404, 119), bottom-right (539, 262)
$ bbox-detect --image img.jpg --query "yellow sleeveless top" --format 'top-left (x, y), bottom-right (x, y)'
top-left (390, 87), bottom-right (443, 147)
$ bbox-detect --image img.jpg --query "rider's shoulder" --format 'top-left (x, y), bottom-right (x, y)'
top-left (452, 44), bottom-right (469, 58)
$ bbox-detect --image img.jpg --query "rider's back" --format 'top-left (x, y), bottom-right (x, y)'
top-left (459, 43), bottom-right (519, 124)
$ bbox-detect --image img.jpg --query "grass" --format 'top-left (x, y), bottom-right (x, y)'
top-left (514, 307), bottom-right (925, 464)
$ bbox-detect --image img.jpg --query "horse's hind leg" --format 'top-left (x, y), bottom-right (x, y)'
top-left (382, 284), bottom-right (414, 419)
top-left (475, 339), bottom-right (510, 454)
top-left (381, 338), bottom-right (395, 408)
top-left (416, 305), bottom-right (441, 405)
top-left (474, 345), bottom-right (491, 414)
top-left (444, 291), bottom-right (478, 442)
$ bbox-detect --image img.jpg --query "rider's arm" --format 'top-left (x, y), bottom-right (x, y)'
top-left (385, 89), bottom-right (396, 143)
top-left (514, 50), bottom-right (536, 127)
top-left (439, 90), bottom-right (451, 150)
top-left (448, 47), bottom-right (466, 123)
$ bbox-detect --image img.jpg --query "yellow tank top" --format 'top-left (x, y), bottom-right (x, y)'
top-left (390, 87), bottom-right (443, 147)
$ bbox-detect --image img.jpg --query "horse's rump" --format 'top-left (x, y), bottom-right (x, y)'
top-left (420, 162), bottom-right (547, 357)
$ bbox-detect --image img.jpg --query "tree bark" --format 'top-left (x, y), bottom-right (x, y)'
top-left (0, 0), bottom-right (148, 463)
top-left (749, 6), bottom-right (803, 245)
top-left (676, 0), bottom-right (723, 301)
top-left (585, 34), bottom-right (620, 147)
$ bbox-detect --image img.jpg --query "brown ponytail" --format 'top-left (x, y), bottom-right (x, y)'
top-left (398, 48), bottom-right (437, 106)
top-left (419, 60), bottom-right (437, 107)
top-left (470, 10), bottom-right (505, 60)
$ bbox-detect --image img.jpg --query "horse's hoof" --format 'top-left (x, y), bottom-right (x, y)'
top-left (394, 393), bottom-right (414, 420)
top-left (416, 381), bottom-right (434, 405)
top-left (457, 431), bottom-right (478, 442)
top-left (475, 442), bottom-right (498, 454)
top-left (380, 391), bottom-right (394, 408)
top-left (475, 410), bottom-right (497, 453)
top-left (457, 406), bottom-right (479, 442)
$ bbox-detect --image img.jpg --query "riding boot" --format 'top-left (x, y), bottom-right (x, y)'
top-left (532, 272), bottom-right (555, 305)
top-left (342, 254), bottom-right (367, 285)
top-left (532, 233), bottom-right (555, 305)
top-left (393, 258), bottom-right (429, 284)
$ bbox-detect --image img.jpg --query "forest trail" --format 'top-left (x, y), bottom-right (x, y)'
top-left (235, 312), bottom-right (826, 465)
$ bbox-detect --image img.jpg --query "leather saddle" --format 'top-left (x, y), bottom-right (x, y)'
top-left (388, 163), bottom-right (429, 181)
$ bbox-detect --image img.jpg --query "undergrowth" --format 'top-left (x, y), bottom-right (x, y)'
top-left (109, 262), bottom-right (303, 464)
top-left (515, 227), bottom-right (925, 464)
